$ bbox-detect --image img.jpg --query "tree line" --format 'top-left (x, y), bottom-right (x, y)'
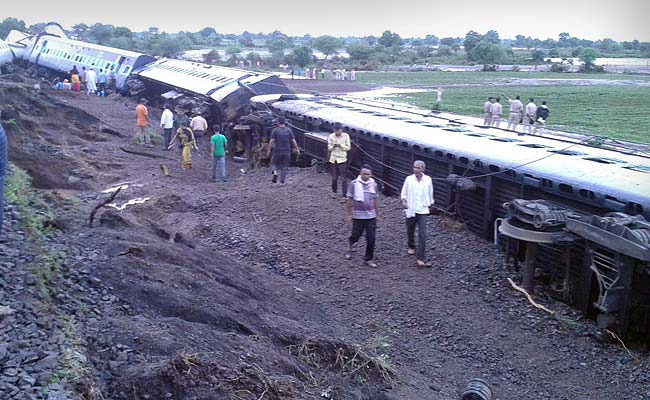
top-left (1, 17), bottom-right (649, 71)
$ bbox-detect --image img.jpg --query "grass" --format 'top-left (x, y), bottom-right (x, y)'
top-left (354, 71), bottom-right (650, 143)
top-left (356, 71), bottom-right (650, 86)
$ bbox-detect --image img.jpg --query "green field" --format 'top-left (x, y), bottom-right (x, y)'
top-left (356, 72), bottom-right (650, 143)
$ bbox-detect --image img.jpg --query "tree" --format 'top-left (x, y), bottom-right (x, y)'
top-left (531, 49), bottom-right (545, 63)
top-left (347, 42), bottom-right (374, 61)
top-left (225, 46), bottom-right (242, 64)
top-left (292, 46), bottom-right (313, 67)
top-left (558, 32), bottom-right (570, 46)
top-left (436, 45), bottom-right (453, 56)
top-left (424, 34), bottom-right (439, 46)
top-left (579, 48), bottom-right (599, 71)
top-left (416, 45), bottom-right (433, 58)
top-left (377, 30), bottom-right (402, 47)
top-left (27, 22), bottom-right (47, 34)
top-left (148, 27), bottom-right (160, 35)
top-left (113, 26), bottom-right (133, 39)
top-left (198, 27), bottom-right (217, 38)
top-left (239, 31), bottom-right (255, 47)
top-left (469, 41), bottom-right (505, 65)
top-left (482, 30), bottom-right (500, 44)
top-left (107, 37), bottom-right (132, 51)
top-left (72, 23), bottom-right (89, 39)
top-left (548, 48), bottom-right (559, 57)
top-left (89, 23), bottom-right (114, 45)
top-left (313, 35), bottom-right (343, 60)
top-left (203, 49), bottom-right (221, 64)
top-left (0, 18), bottom-right (26, 39)
top-left (154, 35), bottom-right (182, 57)
top-left (266, 38), bottom-right (288, 53)
top-left (440, 37), bottom-right (457, 46)
top-left (463, 31), bottom-right (481, 55)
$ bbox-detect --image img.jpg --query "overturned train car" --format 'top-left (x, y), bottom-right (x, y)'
top-left (251, 93), bottom-right (650, 339)
top-left (7, 23), bottom-right (290, 121)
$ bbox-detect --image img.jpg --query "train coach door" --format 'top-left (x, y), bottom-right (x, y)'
top-left (34, 40), bottom-right (48, 64)
top-left (115, 56), bottom-right (126, 87)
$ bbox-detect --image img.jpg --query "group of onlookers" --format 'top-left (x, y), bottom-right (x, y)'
top-left (482, 96), bottom-right (549, 134)
top-left (52, 65), bottom-right (113, 96)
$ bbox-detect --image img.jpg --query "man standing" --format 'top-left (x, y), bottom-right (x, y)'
top-left (97, 69), bottom-right (107, 96)
top-left (0, 123), bottom-right (7, 236)
top-left (346, 164), bottom-right (380, 268)
top-left (482, 97), bottom-right (494, 126)
top-left (190, 113), bottom-right (208, 152)
top-left (160, 103), bottom-right (174, 150)
top-left (504, 94), bottom-right (523, 132)
top-left (401, 160), bottom-right (435, 267)
top-left (524, 98), bottom-right (537, 135)
top-left (135, 98), bottom-right (152, 147)
top-left (210, 125), bottom-right (228, 182)
top-left (533, 101), bottom-right (550, 135)
top-left (85, 67), bottom-right (97, 95)
top-left (434, 87), bottom-right (443, 110)
top-left (327, 122), bottom-right (351, 199)
top-left (490, 98), bottom-right (503, 128)
top-left (268, 116), bottom-right (300, 184)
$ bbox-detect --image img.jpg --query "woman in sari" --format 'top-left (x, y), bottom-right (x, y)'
top-left (70, 66), bottom-right (81, 92)
top-left (168, 127), bottom-right (196, 170)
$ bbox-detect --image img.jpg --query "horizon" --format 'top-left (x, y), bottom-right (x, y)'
top-left (3, 0), bottom-right (650, 42)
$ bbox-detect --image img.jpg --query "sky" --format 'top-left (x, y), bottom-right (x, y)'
top-left (3, 0), bottom-right (650, 41)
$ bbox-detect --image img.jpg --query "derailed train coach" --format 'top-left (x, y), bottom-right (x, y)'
top-left (0, 39), bottom-right (15, 70)
top-left (17, 23), bottom-right (156, 92)
top-left (133, 58), bottom-right (289, 122)
top-left (251, 93), bottom-right (650, 340)
top-left (6, 23), bottom-right (290, 121)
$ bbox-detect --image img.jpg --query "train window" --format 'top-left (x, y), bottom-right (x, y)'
top-left (459, 156), bottom-right (469, 164)
top-left (548, 149), bottom-right (586, 156)
top-left (401, 141), bottom-right (408, 147)
top-left (446, 153), bottom-right (456, 160)
top-left (391, 139), bottom-right (399, 145)
top-left (490, 138), bottom-right (523, 142)
top-left (579, 189), bottom-right (596, 199)
top-left (123, 66), bottom-right (131, 74)
top-left (380, 135), bottom-right (387, 141)
top-left (423, 148), bottom-right (431, 153)
top-left (518, 143), bottom-right (549, 149)
top-left (624, 165), bottom-right (650, 173)
top-left (464, 133), bottom-right (486, 137)
top-left (505, 170), bottom-right (517, 177)
top-left (488, 164), bottom-right (500, 172)
top-left (434, 150), bottom-right (444, 157)
top-left (541, 179), bottom-right (553, 188)
top-left (413, 145), bottom-right (421, 151)
top-left (583, 157), bottom-right (625, 164)
top-left (559, 183), bottom-right (573, 193)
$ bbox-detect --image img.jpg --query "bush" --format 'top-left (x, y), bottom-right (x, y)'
top-left (549, 63), bottom-right (569, 72)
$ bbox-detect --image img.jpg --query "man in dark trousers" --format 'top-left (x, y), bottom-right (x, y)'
top-left (267, 116), bottom-right (300, 184)
top-left (346, 164), bottom-right (380, 267)
top-left (327, 122), bottom-right (351, 199)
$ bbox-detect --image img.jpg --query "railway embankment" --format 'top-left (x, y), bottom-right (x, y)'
top-left (1, 75), bottom-right (649, 400)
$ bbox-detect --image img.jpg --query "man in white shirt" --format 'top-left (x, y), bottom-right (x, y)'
top-left (401, 160), bottom-right (435, 267)
top-left (190, 113), bottom-right (208, 153)
top-left (503, 94), bottom-right (523, 132)
top-left (490, 98), bottom-right (503, 128)
top-left (160, 103), bottom-right (174, 150)
top-left (85, 68), bottom-right (97, 95)
top-left (524, 98), bottom-right (537, 135)
top-left (482, 97), bottom-right (494, 126)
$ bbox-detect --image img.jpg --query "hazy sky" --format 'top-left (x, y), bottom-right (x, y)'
top-left (3, 0), bottom-right (650, 41)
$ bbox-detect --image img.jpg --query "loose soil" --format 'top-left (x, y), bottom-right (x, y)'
top-left (1, 76), bottom-right (649, 400)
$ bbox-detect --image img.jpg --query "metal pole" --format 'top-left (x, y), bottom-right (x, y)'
top-left (522, 241), bottom-right (539, 293)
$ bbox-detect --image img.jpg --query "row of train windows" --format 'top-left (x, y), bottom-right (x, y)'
top-left (157, 64), bottom-right (233, 83)
top-left (43, 47), bottom-right (130, 74)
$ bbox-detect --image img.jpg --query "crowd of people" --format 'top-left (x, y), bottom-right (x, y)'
top-left (52, 65), bottom-right (114, 97)
top-left (132, 104), bottom-right (435, 268)
top-left (482, 95), bottom-right (550, 134)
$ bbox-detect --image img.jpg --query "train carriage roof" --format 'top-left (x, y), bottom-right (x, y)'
top-left (252, 94), bottom-right (650, 207)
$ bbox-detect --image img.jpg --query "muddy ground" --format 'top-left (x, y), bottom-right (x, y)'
top-left (1, 76), bottom-right (649, 400)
